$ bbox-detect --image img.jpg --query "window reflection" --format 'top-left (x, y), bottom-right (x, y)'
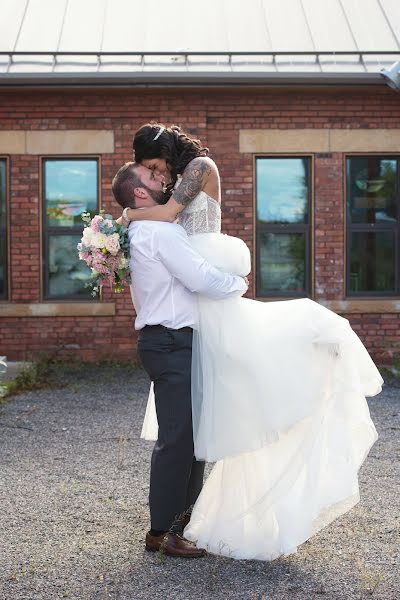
top-left (256, 158), bottom-right (309, 224)
top-left (347, 156), bottom-right (399, 295)
top-left (44, 160), bottom-right (98, 227)
top-left (347, 157), bottom-right (397, 224)
top-left (349, 231), bottom-right (395, 293)
top-left (43, 158), bottom-right (99, 299)
top-left (259, 233), bottom-right (306, 294)
top-left (0, 160), bottom-right (6, 298)
top-left (0, 237), bottom-right (6, 298)
top-left (256, 157), bottom-right (310, 297)
top-left (48, 235), bottom-right (95, 298)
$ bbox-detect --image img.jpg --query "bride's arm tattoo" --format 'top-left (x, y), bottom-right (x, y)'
top-left (173, 158), bottom-right (212, 206)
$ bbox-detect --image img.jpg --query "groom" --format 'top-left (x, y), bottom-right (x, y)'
top-left (112, 163), bottom-right (247, 557)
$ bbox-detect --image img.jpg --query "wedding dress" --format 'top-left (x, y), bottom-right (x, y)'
top-left (140, 191), bottom-right (382, 561)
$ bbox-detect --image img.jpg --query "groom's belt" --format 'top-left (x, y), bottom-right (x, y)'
top-left (143, 324), bottom-right (193, 333)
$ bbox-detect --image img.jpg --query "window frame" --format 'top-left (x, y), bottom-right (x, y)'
top-left (253, 154), bottom-right (314, 299)
top-left (345, 153), bottom-right (400, 298)
top-left (0, 157), bottom-right (9, 301)
top-left (40, 155), bottom-right (101, 301)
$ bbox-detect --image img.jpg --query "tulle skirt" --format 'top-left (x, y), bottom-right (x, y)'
top-left (141, 233), bottom-right (382, 560)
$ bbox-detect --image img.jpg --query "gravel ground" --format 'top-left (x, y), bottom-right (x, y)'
top-left (0, 364), bottom-right (399, 600)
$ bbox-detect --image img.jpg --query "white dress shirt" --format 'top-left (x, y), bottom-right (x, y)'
top-left (128, 221), bottom-right (247, 330)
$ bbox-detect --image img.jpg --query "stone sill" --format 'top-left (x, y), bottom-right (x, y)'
top-left (321, 299), bottom-right (400, 314)
top-left (0, 303), bottom-right (115, 317)
top-left (256, 298), bottom-right (400, 313)
top-left (1, 300), bottom-right (399, 318)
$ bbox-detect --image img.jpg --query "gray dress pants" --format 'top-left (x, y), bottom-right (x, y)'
top-left (138, 326), bottom-right (205, 533)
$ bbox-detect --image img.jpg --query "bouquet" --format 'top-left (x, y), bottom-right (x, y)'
top-left (77, 212), bottom-right (130, 295)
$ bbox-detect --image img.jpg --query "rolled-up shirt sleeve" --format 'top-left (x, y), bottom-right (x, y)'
top-left (155, 225), bottom-right (247, 299)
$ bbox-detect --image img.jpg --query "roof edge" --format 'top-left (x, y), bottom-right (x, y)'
top-left (0, 71), bottom-right (387, 88)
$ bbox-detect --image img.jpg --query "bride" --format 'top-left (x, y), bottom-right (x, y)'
top-left (120, 122), bottom-right (382, 560)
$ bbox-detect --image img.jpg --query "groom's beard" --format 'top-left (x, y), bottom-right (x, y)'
top-left (151, 189), bottom-right (167, 205)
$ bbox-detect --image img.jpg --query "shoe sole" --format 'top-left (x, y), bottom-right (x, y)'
top-left (145, 545), bottom-right (206, 558)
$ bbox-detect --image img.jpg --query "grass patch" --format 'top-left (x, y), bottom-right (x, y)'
top-left (0, 354), bottom-right (60, 401)
top-left (380, 342), bottom-right (400, 382)
top-left (0, 355), bottom-right (142, 402)
top-left (391, 349), bottom-right (400, 379)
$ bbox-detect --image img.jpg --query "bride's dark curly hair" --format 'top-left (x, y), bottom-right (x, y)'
top-left (133, 122), bottom-right (209, 199)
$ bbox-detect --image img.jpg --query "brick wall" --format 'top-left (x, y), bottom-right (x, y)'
top-left (1, 86), bottom-right (399, 365)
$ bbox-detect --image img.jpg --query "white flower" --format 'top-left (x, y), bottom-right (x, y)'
top-left (119, 256), bottom-right (129, 268)
top-left (105, 233), bottom-right (121, 255)
top-left (82, 227), bottom-right (93, 243)
top-left (91, 233), bottom-right (108, 248)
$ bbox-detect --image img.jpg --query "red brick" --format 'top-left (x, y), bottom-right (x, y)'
top-left (0, 87), bottom-right (399, 362)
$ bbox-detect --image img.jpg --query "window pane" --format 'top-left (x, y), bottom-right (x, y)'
top-left (0, 236), bottom-right (6, 297)
top-left (48, 235), bottom-right (94, 298)
top-left (258, 232), bottom-right (306, 293)
top-left (0, 159), bottom-right (6, 298)
top-left (0, 160), bottom-right (6, 229)
top-left (256, 158), bottom-right (309, 224)
top-left (349, 231), bottom-right (395, 293)
top-left (44, 160), bottom-right (98, 228)
top-left (347, 157), bottom-right (397, 224)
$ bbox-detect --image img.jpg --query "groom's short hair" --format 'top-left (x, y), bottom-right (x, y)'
top-left (111, 162), bottom-right (164, 209)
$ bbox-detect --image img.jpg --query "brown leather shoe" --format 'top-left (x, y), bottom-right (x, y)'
top-left (145, 531), bottom-right (206, 558)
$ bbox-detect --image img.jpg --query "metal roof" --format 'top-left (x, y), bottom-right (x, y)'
top-left (0, 0), bottom-right (399, 86)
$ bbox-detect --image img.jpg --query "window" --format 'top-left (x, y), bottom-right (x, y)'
top-left (0, 159), bottom-right (7, 300)
top-left (42, 158), bottom-right (99, 299)
top-left (255, 157), bottom-right (311, 297)
top-left (346, 156), bottom-right (399, 296)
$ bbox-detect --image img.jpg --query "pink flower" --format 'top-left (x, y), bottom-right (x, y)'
top-left (105, 234), bottom-right (120, 256)
top-left (90, 215), bottom-right (103, 233)
top-left (78, 212), bottom-right (131, 293)
top-left (93, 248), bottom-right (104, 261)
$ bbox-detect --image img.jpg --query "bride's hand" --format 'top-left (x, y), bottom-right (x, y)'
top-left (118, 206), bottom-right (138, 226)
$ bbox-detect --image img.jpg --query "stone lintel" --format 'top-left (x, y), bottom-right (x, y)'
top-left (240, 129), bottom-right (400, 153)
top-left (0, 303), bottom-right (116, 317)
top-left (0, 130), bottom-right (114, 154)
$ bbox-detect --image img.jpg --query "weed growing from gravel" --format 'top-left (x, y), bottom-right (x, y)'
top-left (157, 535), bottom-right (168, 563)
top-left (355, 557), bottom-right (385, 595)
top-left (381, 342), bottom-right (400, 380)
top-left (117, 433), bottom-right (129, 471)
top-left (0, 353), bottom-right (59, 400)
top-left (391, 345), bottom-right (400, 378)
top-left (205, 540), bottom-right (235, 592)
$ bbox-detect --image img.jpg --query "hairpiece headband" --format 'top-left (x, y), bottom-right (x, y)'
top-left (153, 126), bottom-right (165, 141)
